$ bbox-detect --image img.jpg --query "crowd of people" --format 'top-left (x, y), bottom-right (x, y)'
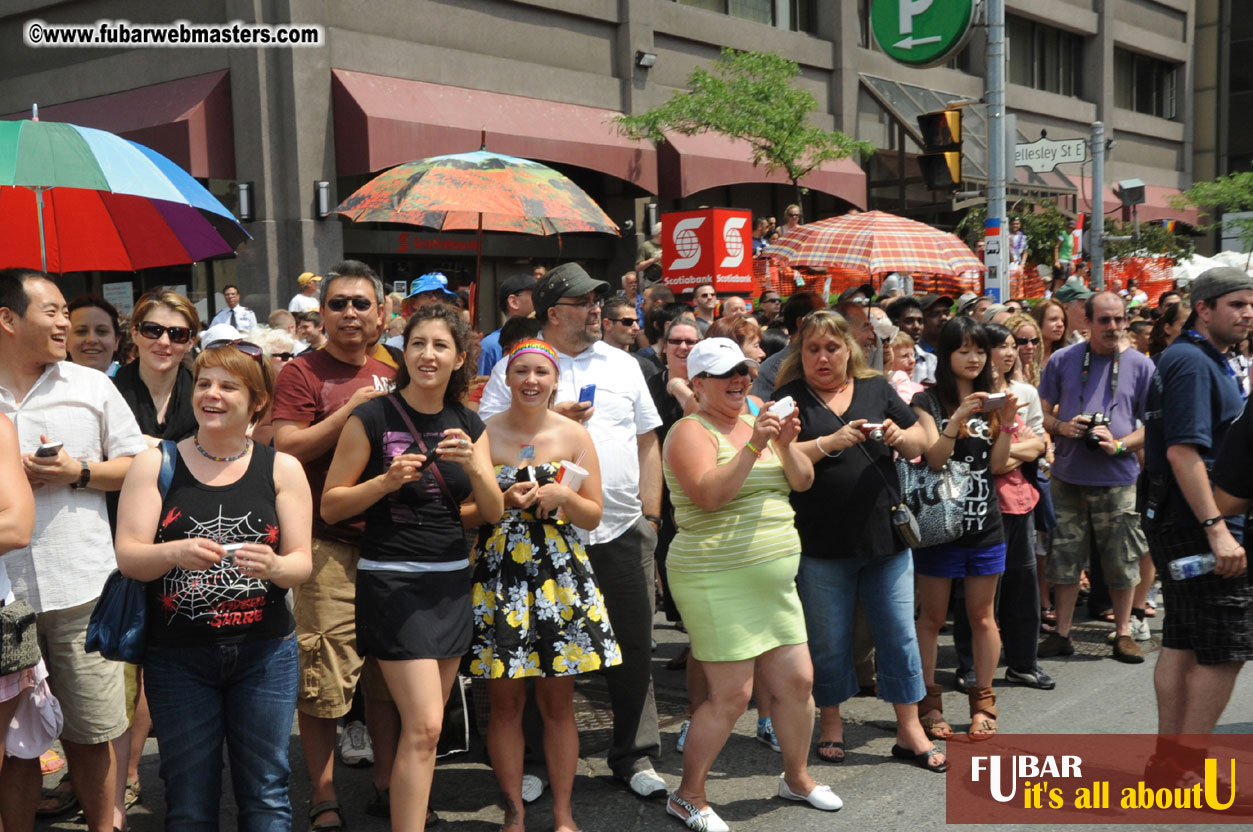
top-left (0, 248), bottom-right (1250, 831)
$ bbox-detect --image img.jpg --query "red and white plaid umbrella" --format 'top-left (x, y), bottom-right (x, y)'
top-left (765, 210), bottom-right (985, 278)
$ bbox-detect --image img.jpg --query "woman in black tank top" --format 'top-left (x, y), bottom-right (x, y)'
top-left (116, 340), bottom-right (313, 830)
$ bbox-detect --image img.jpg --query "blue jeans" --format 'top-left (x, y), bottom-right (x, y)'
top-left (144, 636), bottom-right (298, 832)
top-left (797, 552), bottom-right (925, 706)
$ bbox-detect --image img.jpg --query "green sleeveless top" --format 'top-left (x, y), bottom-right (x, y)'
top-left (663, 413), bottom-right (800, 573)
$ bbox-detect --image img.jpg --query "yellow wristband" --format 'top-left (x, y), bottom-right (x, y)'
top-left (745, 441), bottom-right (763, 457)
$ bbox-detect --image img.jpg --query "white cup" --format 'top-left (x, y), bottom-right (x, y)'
top-left (556, 460), bottom-right (589, 494)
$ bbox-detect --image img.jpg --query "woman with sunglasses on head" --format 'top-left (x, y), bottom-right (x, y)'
top-left (114, 290), bottom-right (201, 447)
top-left (114, 338), bottom-right (314, 831)
top-left (466, 339), bottom-right (616, 832)
top-left (911, 317), bottom-right (1018, 741)
top-left (245, 326), bottom-right (299, 445)
top-left (663, 338), bottom-right (835, 832)
top-left (772, 310), bottom-right (942, 772)
top-left (322, 304), bottom-right (503, 832)
top-left (67, 294), bottom-right (122, 375)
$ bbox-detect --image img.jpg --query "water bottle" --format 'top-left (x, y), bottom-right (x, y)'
top-left (1168, 553), bottom-right (1217, 581)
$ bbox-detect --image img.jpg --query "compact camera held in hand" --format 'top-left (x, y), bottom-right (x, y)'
top-left (859, 423), bottom-right (886, 442)
top-left (1081, 412), bottom-right (1111, 451)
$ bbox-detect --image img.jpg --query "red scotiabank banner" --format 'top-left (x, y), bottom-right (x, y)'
top-left (946, 734), bottom-right (1253, 824)
top-left (661, 208), bottom-right (753, 294)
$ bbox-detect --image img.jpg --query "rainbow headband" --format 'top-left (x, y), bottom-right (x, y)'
top-left (507, 339), bottom-right (559, 369)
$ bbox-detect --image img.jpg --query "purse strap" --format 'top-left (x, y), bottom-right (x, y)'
top-left (384, 394), bottom-right (464, 525)
top-left (158, 439), bottom-right (176, 500)
top-left (803, 383), bottom-right (906, 508)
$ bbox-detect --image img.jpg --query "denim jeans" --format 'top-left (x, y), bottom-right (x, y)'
top-left (797, 552), bottom-right (925, 706)
top-left (144, 635), bottom-right (298, 832)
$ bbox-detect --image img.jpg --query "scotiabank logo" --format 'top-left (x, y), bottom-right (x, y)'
top-left (670, 217), bottom-right (706, 270)
top-left (720, 217), bottom-right (747, 268)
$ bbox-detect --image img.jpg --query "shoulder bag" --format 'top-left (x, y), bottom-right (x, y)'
top-left (85, 439), bottom-right (177, 664)
top-left (896, 392), bottom-right (970, 548)
top-left (384, 394), bottom-right (465, 526)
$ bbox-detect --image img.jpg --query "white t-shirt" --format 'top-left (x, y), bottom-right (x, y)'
top-left (479, 339), bottom-right (662, 545)
top-left (288, 293), bottom-right (320, 314)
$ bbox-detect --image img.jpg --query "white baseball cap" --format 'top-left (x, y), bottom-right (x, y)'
top-left (686, 337), bottom-right (758, 377)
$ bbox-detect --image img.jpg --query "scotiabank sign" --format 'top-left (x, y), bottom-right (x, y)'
top-left (662, 208), bottom-right (753, 293)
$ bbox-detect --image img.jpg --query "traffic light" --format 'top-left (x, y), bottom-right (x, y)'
top-left (916, 109), bottom-right (962, 191)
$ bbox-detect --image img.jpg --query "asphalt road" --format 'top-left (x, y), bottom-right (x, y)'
top-left (41, 606), bottom-right (1253, 832)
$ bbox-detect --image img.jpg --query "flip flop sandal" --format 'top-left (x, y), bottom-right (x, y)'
top-left (891, 743), bottom-right (949, 773)
top-left (125, 780), bottom-right (142, 809)
top-left (308, 800), bottom-right (345, 832)
top-left (39, 749), bottom-right (65, 775)
top-left (36, 783), bottom-right (80, 818)
top-left (814, 741), bottom-right (845, 763)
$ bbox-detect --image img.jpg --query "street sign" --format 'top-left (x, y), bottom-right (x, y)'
top-left (1015, 137), bottom-right (1088, 173)
top-left (871, 0), bottom-right (976, 68)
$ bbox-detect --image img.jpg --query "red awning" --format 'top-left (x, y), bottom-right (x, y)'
top-left (331, 70), bottom-right (657, 192)
top-left (657, 131), bottom-right (866, 208)
top-left (1071, 176), bottom-right (1199, 226)
top-left (2, 71), bottom-right (235, 180)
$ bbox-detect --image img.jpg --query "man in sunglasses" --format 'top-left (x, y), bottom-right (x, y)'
top-left (271, 260), bottom-right (400, 829)
top-left (209, 284), bottom-right (258, 334)
top-left (1039, 291), bottom-right (1156, 666)
top-left (479, 263), bottom-right (668, 800)
top-left (0, 269), bottom-right (148, 832)
top-left (602, 297), bottom-right (660, 381)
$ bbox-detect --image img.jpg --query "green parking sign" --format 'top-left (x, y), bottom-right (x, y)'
top-left (871, 0), bottom-right (976, 68)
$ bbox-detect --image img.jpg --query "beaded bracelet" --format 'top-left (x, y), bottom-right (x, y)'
top-left (745, 441), bottom-right (763, 458)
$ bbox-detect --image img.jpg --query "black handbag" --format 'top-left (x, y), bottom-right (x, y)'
top-left (85, 439), bottom-right (176, 664)
top-left (0, 598), bottom-right (40, 676)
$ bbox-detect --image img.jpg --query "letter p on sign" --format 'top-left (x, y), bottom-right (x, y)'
top-left (901, 0), bottom-right (934, 32)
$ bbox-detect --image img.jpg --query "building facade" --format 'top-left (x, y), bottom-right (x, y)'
top-left (0, 0), bottom-right (1197, 324)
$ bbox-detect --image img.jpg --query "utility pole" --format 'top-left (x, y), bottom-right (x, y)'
top-left (986, 0), bottom-right (1007, 299)
top-left (1090, 121), bottom-right (1105, 289)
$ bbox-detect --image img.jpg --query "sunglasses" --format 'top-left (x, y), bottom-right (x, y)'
top-left (1015, 336), bottom-right (1041, 346)
top-left (326, 297), bottom-right (374, 312)
top-left (607, 317), bottom-right (638, 326)
top-left (667, 338), bottom-right (699, 347)
top-left (137, 321), bottom-right (193, 344)
top-left (1096, 315), bottom-right (1127, 325)
top-left (204, 338), bottom-right (264, 362)
top-left (786, 213), bottom-right (801, 218)
top-left (273, 352), bottom-right (295, 361)
top-left (699, 365), bottom-right (751, 380)
top-left (555, 298), bottom-right (601, 310)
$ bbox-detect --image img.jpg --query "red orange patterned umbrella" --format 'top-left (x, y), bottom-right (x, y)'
top-left (765, 210), bottom-right (984, 279)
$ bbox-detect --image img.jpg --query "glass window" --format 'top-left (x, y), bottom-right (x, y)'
top-left (1007, 15), bottom-right (1082, 98)
top-left (1114, 48), bottom-right (1179, 119)
top-left (675, 0), bottom-right (815, 33)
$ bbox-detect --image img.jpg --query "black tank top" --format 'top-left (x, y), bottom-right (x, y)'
top-left (147, 442), bottom-right (293, 647)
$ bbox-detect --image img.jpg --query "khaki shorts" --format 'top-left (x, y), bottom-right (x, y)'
top-left (37, 599), bottom-right (128, 745)
top-left (1045, 479), bottom-right (1146, 590)
top-left (294, 538), bottom-right (391, 718)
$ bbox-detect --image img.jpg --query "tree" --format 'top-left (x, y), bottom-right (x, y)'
top-left (615, 48), bottom-right (873, 204)
top-left (1172, 171), bottom-right (1253, 263)
top-left (956, 199), bottom-right (1069, 268)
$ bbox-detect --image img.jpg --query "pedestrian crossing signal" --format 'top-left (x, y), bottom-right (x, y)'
top-left (917, 109), bottom-right (962, 191)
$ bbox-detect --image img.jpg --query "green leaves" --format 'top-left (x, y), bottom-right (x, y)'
top-left (615, 48), bottom-right (872, 190)
top-left (1173, 172), bottom-right (1253, 252)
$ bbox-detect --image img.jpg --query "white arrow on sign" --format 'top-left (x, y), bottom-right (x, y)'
top-left (894, 34), bottom-right (942, 49)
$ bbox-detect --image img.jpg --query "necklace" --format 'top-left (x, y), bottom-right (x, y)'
top-left (193, 432), bottom-right (251, 463)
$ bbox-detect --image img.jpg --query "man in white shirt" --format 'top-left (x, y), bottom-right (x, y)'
top-left (289, 271), bottom-right (322, 314)
top-left (209, 284), bottom-right (258, 333)
top-left (0, 269), bottom-right (147, 832)
top-left (479, 263), bottom-right (667, 799)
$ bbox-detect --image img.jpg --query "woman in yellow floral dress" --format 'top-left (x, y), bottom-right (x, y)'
top-left (465, 340), bottom-right (618, 832)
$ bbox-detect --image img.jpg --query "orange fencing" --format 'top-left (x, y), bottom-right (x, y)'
top-left (752, 257), bottom-right (981, 301)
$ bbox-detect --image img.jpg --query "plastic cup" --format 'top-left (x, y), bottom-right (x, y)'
top-left (556, 460), bottom-right (589, 494)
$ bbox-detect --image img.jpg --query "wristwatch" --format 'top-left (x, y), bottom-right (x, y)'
top-left (71, 459), bottom-right (91, 490)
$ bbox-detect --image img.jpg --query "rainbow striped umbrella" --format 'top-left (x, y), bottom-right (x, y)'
top-left (0, 118), bottom-right (249, 273)
top-left (764, 210), bottom-right (984, 278)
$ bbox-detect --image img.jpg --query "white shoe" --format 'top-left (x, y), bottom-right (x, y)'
top-left (778, 776), bottom-right (843, 811)
top-left (1130, 617), bottom-right (1152, 642)
top-left (666, 792), bottom-right (730, 832)
top-left (627, 768), bottom-right (667, 799)
top-left (339, 720), bottom-right (373, 767)
top-left (676, 718), bottom-right (691, 753)
top-left (521, 773), bottom-right (546, 803)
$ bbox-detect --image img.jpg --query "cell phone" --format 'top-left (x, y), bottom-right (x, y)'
top-left (980, 393), bottom-right (1008, 412)
top-left (578, 384), bottom-right (596, 407)
top-left (221, 542), bottom-right (244, 566)
top-left (403, 443), bottom-right (435, 473)
top-left (768, 396), bottom-right (795, 419)
top-left (35, 441), bottom-right (63, 457)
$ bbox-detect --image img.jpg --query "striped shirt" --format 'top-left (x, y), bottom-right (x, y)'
top-left (663, 414), bottom-right (800, 573)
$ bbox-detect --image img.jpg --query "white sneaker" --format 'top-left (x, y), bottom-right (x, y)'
top-left (521, 774), bottom-right (546, 803)
top-left (339, 720), bottom-right (373, 767)
top-left (1130, 617), bottom-right (1152, 642)
top-left (778, 776), bottom-right (843, 811)
top-left (666, 792), bottom-right (729, 832)
top-left (627, 768), bottom-right (667, 799)
top-left (676, 718), bottom-right (691, 753)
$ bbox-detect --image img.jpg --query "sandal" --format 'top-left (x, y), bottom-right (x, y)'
top-left (665, 645), bottom-right (690, 671)
top-left (890, 743), bottom-right (948, 773)
top-left (1098, 609), bottom-right (1115, 623)
top-left (968, 687), bottom-right (998, 741)
top-left (309, 800), bottom-right (345, 832)
top-left (36, 782), bottom-right (80, 818)
top-left (918, 683), bottom-right (953, 740)
top-left (814, 740), bottom-right (845, 763)
top-left (125, 779), bottom-right (142, 809)
top-left (39, 748), bottom-right (65, 775)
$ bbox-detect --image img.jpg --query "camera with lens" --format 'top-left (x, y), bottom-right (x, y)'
top-left (1081, 412), bottom-right (1110, 451)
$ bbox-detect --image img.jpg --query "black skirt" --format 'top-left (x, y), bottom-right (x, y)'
top-left (355, 565), bottom-right (473, 661)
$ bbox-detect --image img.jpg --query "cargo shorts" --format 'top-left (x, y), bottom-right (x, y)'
top-left (1044, 479), bottom-right (1145, 590)
top-left (294, 538), bottom-right (391, 719)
